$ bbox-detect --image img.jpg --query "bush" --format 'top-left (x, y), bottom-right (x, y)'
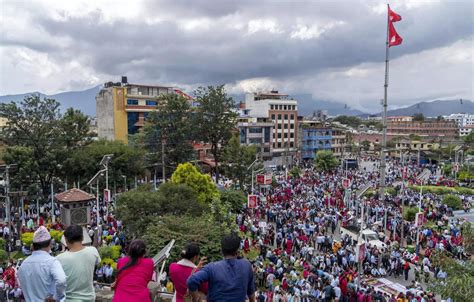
top-left (0, 249), bottom-right (8, 264)
top-left (403, 207), bottom-right (419, 221)
top-left (99, 246), bottom-right (121, 261)
top-left (443, 194), bottom-right (462, 210)
top-left (21, 232), bottom-right (34, 246)
top-left (220, 189), bottom-right (247, 212)
top-left (100, 257), bottom-right (118, 271)
top-left (0, 238), bottom-right (5, 250)
top-left (385, 187), bottom-right (397, 196)
top-left (50, 230), bottom-right (64, 243)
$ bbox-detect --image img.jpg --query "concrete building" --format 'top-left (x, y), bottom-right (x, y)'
top-left (96, 78), bottom-right (192, 143)
top-left (237, 113), bottom-right (274, 160)
top-left (387, 116), bottom-right (413, 122)
top-left (299, 120), bottom-right (332, 160)
top-left (387, 119), bottom-right (458, 141)
top-left (395, 139), bottom-right (439, 152)
top-left (444, 113), bottom-right (474, 136)
top-left (331, 127), bottom-right (348, 157)
top-left (244, 91), bottom-right (298, 159)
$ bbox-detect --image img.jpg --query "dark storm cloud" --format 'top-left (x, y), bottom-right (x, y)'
top-left (31, 1), bottom-right (471, 88)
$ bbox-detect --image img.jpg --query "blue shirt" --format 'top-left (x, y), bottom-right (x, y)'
top-left (18, 250), bottom-right (67, 302)
top-left (187, 258), bottom-right (256, 302)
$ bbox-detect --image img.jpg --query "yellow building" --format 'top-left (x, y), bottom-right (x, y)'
top-left (96, 78), bottom-right (192, 143)
top-left (396, 139), bottom-right (440, 151)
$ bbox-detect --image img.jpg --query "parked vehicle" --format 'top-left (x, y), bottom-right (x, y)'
top-left (340, 225), bottom-right (387, 250)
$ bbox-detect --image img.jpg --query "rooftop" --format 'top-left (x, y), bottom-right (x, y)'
top-left (55, 188), bottom-right (95, 203)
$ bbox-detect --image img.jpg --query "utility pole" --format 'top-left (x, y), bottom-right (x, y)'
top-left (5, 166), bottom-right (11, 225)
top-left (161, 140), bottom-right (166, 183)
top-left (51, 181), bottom-right (55, 224)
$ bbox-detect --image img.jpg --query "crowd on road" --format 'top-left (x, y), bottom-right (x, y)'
top-left (1, 157), bottom-right (472, 302)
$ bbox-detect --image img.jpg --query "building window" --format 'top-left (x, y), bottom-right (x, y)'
top-left (290, 114), bottom-right (294, 119)
top-left (290, 124), bottom-right (294, 129)
top-left (284, 114), bottom-right (288, 120)
top-left (249, 127), bottom-right (262, 133)
top-left (284, 124), bottom-right (288, 129)
top-left (277, 142), bottom-right (282, 148)
top-left (278, 124), bottom-right (282, 129)
top-left (278, 133), bottom-right (282, 138)
top-left (284, 105), bottom-right (287, 110)
top-left (290, 133), bottom-right (294, 138)
top-left (270, 105), bottom-right (274, 110)
top-left (127, 112), bottom-right (139, 134)
top-left (127, 99), bottom-right (139, 105)
top-left (290, 142), bottom-right (294, 148)
top-left (146, 100), bottom-right (158, 106)
top-left (284, 133), bottom-right (288, 138)
top-left (249, 138), bottom-right (262, 144)
top-left (271, 114), bottom-right (275, 120)
top-left (278, 114), bottom-right (282, 119)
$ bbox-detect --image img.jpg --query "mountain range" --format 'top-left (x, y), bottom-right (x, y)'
top-left (0, 86), bottom-right (472, 118)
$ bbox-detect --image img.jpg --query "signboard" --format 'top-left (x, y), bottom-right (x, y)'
top-left (355, 242), bottom-right (366, 263)
top-left (264, 173), bottom-right (272, 185)
top-left (256, 174), bottom-right (265, 185)
top-left (343, 178), bottom-right (350, 189)
top-left (453, 164), bottom-right (459, 173)
top-left (247, 195), bottom-right (258, 208)
top-left (103, 189), bottom-right (111, 204)
top-left (415, 212), bottom-right (424, 227)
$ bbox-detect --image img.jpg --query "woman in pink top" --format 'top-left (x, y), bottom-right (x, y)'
top-left (169, 243), bottom-right (207, 302)
top-left (112, 240), bottom-right (154, 302)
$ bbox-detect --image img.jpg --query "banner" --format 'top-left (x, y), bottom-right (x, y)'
top-left (247, 195), bottom-right (258, 208)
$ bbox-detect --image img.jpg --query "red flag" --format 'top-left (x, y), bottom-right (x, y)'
top-left (389, 21), bottom-right (403, 47)
top-left (388, 5), bottom-right (402, 22)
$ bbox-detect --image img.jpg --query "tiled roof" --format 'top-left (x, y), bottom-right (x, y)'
top-left (55, 188), bottom-right (95, 203)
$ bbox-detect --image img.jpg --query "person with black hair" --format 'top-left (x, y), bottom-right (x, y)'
top-left (112, 239), bottom-right (154, 302)
top-left (18, 226), bottom-right (67, 302)
top-left (187, 233), bottom-right (256, 302)
top-left (169, 242), bottom-right (208, 302)
top-left (57, 225), bottom-right (101, 301)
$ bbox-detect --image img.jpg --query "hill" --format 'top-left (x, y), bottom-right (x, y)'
top-left (386, 100), bottom-right (473, 117)
top-left (0, 86), bottom-right (101, 116)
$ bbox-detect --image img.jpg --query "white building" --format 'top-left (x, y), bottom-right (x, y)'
top-left (444, 113), bottom-right (474, 136)
top-left (244, 91), bottom-right (298, 161)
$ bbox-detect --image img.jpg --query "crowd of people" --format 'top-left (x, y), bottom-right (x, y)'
top-left (1, 157), bottom-right (472, 301)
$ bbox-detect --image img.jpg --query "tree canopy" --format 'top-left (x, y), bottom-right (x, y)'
top-left (171, 162), bottom-right (219, 203)
top-left (221, 135), bottom-right (257, 189)
top-left (0, 96), bottom-right (90, 195)
top-left (193, 85), bottom-right (237, 181)
top-left (314, 150), bottom-right (339, 171)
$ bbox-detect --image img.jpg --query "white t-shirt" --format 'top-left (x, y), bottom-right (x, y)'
top-left (57, 246), bottom-right (101, 301)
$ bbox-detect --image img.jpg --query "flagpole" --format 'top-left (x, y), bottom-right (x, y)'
top-left (380, 4), bottom-right (390, 234)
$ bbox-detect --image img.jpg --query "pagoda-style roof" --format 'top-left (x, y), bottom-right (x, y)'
top-left (55, 188), bottom-right (95, 203)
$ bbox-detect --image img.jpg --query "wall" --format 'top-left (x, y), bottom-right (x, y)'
top-left (96, 88), bottom-right (115, 140)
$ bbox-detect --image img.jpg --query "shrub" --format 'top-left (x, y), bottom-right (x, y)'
top-left (385, 187), bottom-right (397, 196)
top-left (100, 257), bottom-right (118, 271)
top-left (99, 245), bottom-right (121, 261)
top-left (21, 232), bottom-right (34, 246)
top-left (0, 249), bottom-right (8, 264)
top-left (0, 238), bottom-right (5, 250)
top-left (403, 207), bottom-right (418, 221)
top-left (443, 194), bottom-right (461, 210)
top-left (50, 230), bottom-right (64, 243)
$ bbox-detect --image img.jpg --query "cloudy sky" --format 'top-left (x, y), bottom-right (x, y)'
top-left (0, 0), bottom-right (472, 112)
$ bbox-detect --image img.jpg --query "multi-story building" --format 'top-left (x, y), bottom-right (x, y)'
top-left (387, 118), bottom-right (458, 141)
top-left (444, 113), bottom-right (474, 136)
top-left (96, 77), bottom-right (192, 143)
top-left (237, 112), bottom-right (274, 160)
top-left (395, 139), bottom-right (439, 151)
top-left (244, 91), bottom-right (298, 159)
top-left (299, 120), bottom-right (332, 160)
top-left (331, 127), bottom-right (348, 157)
top-left (387, 116), bottom-right (413, 122)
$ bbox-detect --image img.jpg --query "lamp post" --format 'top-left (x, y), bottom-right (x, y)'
top-left (121, 175), bottom-right (127, 192)
top-left (100, 155), bottom-right (113, 219)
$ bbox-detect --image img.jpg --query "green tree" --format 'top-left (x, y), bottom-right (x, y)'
top-left (464, 131), bottom-right (474, 145)
top-left (314, 150), bottom-right (339, 171)
top-left (0, 96), bottom-right (90, 195)
top-left (64, 140), bottom-right (145, 189)
top-left (361, 140), bottom-right (371, 151)
top-left (171, 162), bottom-right (219, 203)
top-left (442, 194), bottom-right (461, 210)
top-left (289, 166), bottom-right (302, 178)
top-left (141, 93), bottom-right (195, 171)
top-left (194, 85), bottom-right (237, 181)
top-left (333, 115), bottom-right (362, 128)
top-left (221, 135), bottom-right (257, 188)
top-left (144, 215), bottom-right (226, 263)
top-left (412, 113), bottom-right (424, 121)
top-left (220, 189), bottom-right (247, 212)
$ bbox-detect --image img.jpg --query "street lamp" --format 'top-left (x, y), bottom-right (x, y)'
top-left (121, 175), bottom-right (127, 192)
top-left (87, 169), bottom-right (106, 227)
